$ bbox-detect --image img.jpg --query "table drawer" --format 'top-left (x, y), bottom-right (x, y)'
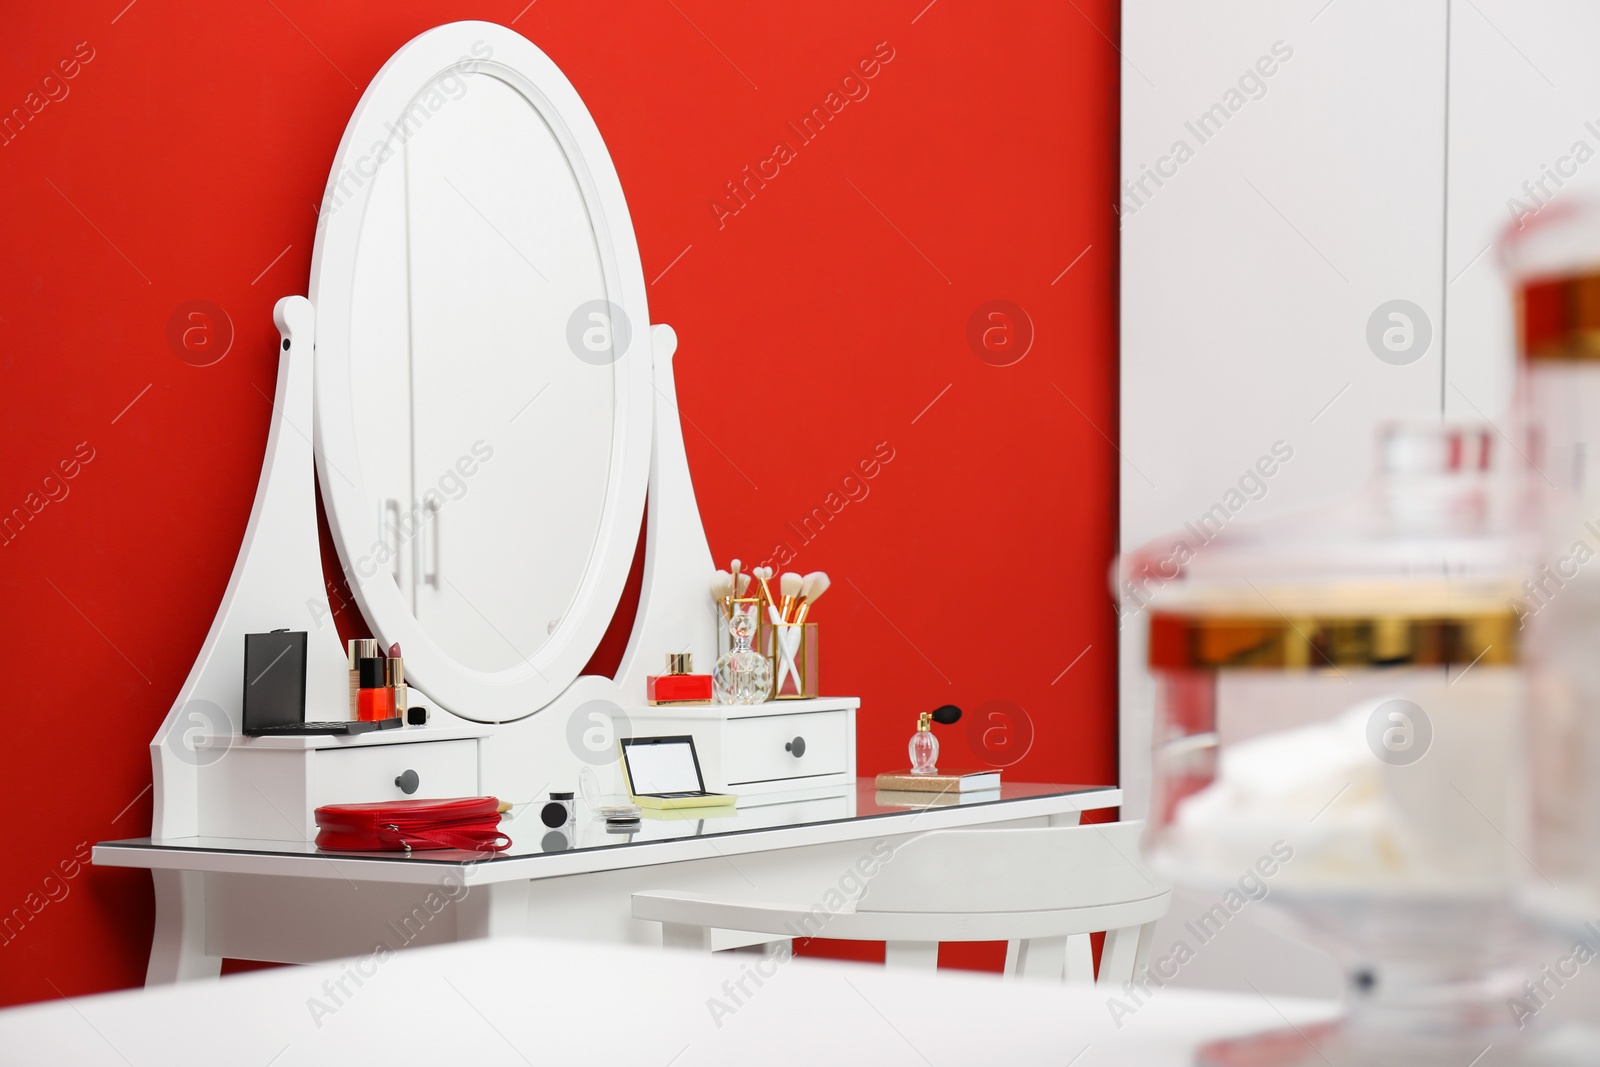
top-left (310, 740), bottom-right (479, 808)
top-left (732, 794), bottom-right (853, 828)
top-left (723, 710), bottom-right (849, 786)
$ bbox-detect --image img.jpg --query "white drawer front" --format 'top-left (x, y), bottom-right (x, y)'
top-left (723, 710), bottom-right (849, 786)
top-left (311, 740), bottom-right (478, 808)
top-left (732, 794), bottom-right (852, 828)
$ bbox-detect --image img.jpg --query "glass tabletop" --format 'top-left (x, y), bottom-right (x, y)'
top-left (98, 779), bottom-right (1111, 866)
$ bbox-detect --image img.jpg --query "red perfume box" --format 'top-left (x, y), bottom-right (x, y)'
top-left (646, 673), bottom-right (713, 705)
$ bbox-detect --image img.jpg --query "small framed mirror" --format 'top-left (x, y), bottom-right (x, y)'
top-left (311, 22), bottom-right (653, 722)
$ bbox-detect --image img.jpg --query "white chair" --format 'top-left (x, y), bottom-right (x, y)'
top-left (632, 820), bottom-right (1170, 985)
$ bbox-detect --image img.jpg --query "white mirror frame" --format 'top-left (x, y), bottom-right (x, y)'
top-left (310, 21), bottom-right (652, 723)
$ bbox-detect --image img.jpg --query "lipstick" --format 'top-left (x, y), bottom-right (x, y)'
top-left (386, 642), bottom-right (408, 719)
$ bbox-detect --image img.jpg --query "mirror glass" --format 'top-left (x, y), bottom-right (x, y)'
top-left (345, 69), bottom-right (616, 673)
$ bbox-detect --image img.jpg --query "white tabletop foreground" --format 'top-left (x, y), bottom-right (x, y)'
top-left (0, 936), bottom-right (1340, 1066)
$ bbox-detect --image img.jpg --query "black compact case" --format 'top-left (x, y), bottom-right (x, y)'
top-left (242, 630), bottom-right (309, 735)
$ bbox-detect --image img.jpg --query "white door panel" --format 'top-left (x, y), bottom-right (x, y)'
top-left (1121, 1), bottom-right (1451, 826)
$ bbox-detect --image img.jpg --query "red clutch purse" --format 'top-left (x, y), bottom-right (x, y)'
top-left (314, 796), bottom-right (512, 853)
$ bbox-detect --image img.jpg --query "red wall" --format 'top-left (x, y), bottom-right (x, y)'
top-left (0, 0), bottom-right (1119, 1003)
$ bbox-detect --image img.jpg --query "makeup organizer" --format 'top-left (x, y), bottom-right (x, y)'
top-left (705, 564), bottom-right (830, 703)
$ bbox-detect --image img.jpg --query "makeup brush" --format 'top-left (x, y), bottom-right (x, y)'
top-left (753, 566), bottom-right (781, 621)
top-left (793, 571), bottom-right (831, 624)
top-left (730, 559), bottom-right (742, 600)
top-left (711, 569), bottom-right (733, 603)
top-left (779, 571), bottom-right (803, 621)
top-left (736, 573), bottom-right (751, 597)
top-left (752, 565), bottom-right (775, 600)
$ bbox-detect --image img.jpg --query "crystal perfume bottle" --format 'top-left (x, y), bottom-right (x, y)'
top-left (714, 598), bottom-right (772, 704)
top-left (909, 711), bottom-right (939, 774)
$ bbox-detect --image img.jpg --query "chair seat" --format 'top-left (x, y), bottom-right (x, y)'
top-left (632, 888), bottom-right (1170, 943)
top-left (630, 821), bottom-right (1172, 987)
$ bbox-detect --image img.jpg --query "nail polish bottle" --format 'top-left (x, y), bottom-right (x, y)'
top-left (647, 653), bottom-right (713, 705)
top-left (357, 657), bottom-right (395, 722)
top-left (347, 639), bottom-right (379, 718)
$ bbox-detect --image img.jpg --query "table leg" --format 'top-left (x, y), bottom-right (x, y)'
top-left (1064, 933), bottom-right (1095, 984)
top-left (1013, 936), bottom-right (1068, 981)
top-left (660, 922), bottom-right (713, 951)
top-left (884, 941), bottom-right (939, 971)
top-left (455, 880), bottom-right (530, 940)
top-left (146, 870), bottom-right (222, 985)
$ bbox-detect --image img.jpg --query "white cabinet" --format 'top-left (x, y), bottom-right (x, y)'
top-left (403, 81), bottom-right (615, 673)
top-left (193, 723), bottom-right (491, 842)
top-left (310, 738), bottom-right (479, 810)
top-left (631, 698), bottom-right (860, 797)
top-left (1121, 0), bottom-right (1460, 821)
top-left (721, 709), bottom-right (852, 787)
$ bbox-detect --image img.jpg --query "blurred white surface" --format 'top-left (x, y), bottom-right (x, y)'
top-left (0, 937), bottom-right (1339, 1066)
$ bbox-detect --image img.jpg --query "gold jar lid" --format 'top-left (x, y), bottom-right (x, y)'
top-left (1146, 581), bottom-right (1522, 670)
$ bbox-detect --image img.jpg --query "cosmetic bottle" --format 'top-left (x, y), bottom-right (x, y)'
top-left (713, 599), bottom-right (772, 704)
top-left (541, 791), bottom-right (576, 829)
top-left (647, 653), bottom-right (714, 705)
top-left (347, 639), bottom-right (379, 718)
top-left (357, 657), bottom-right (395, 722)
top-left (909, 712), bottom-right (939, 774)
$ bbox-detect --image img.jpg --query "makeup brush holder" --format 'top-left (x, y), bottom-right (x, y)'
top-left (762, 621), bottom-right (818, 700)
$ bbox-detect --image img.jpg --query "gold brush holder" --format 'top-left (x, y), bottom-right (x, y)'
top-left (762, 620), bottom-right (818, 700)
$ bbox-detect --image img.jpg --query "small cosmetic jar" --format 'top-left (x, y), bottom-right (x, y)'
top-left (541, 791), bottom-right (576, 829)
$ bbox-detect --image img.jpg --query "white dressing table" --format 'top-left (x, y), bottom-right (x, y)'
top-left (99, 20), bottom-right (1117, 983)
top-left (97, 780), bottom-right (1119, 975)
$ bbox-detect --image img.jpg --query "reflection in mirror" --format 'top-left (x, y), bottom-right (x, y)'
top-left (347, 69), bottom-right (616, 673)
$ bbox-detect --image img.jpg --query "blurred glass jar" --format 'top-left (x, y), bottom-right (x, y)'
top-left (1503, 201), bottom-right (1600, 927)
top-left (1136, 421), bottom-right (1546, 1066)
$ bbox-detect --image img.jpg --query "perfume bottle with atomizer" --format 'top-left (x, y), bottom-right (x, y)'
top-left (908, 705), bottom-right (963, 774)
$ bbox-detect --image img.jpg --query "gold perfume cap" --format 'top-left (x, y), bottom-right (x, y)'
top-left (917, 711), bottom-right (932, 731)
top-left (348, 638), bottom-right (379, 669)
top-left (666, 652), bottom-right (693, 675)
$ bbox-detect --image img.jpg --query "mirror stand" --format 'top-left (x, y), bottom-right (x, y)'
top-left (614, 323), bottom-right (718, 696)
top-left (145, 20), bottom-right (857, 855)
top-left (146, 298), bottom-right (850, 844)
top-left (148, 298), bottom-right (858, 853)
top-left (148, 296), bottom-right (348, 840)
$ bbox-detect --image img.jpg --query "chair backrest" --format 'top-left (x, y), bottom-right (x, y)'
top-left (856, 820), bottom-right (1166, 915)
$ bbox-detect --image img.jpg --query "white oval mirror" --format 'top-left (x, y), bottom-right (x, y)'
top-left (311, 22), bottom-right (652, 722)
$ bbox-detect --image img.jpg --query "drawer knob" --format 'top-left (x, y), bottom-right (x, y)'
top-left (785, 736), bottom-right (806, 758)
top-left (395, 769), bottom-right (420, 794)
